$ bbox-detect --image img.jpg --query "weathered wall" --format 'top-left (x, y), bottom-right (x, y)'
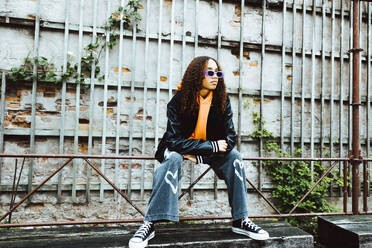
top-left (0, 0), bottom-right (371, 223)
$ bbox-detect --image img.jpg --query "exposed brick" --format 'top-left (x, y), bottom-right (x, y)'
top-left (5, 96), bottom-right (20, 102)
top-left (14, 116), bottom-right (27, 122)
top-left (8, 103), bottom-right (21, 109)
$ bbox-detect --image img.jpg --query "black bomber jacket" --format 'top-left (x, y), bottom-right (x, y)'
top-left (154, 91), bottom-right (237, 164)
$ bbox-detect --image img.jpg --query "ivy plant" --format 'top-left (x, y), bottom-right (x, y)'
top-left (8, 0), bottom-right (142, 85)
top-left (250, 112), bottom-right (341, 235)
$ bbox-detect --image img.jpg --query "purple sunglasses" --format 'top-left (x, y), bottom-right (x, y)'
top-left (205, 70), bottom-right (224, 78)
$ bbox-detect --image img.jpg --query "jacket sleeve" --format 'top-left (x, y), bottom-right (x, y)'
top-left (196, 97), bottom-right (237, 164)
top-left (165, 100), bottom-right (218, 156)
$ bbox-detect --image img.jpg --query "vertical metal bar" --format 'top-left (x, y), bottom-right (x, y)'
top-left (329, 0), bottom-right (335, 197)
top-left (367, 2), bottom-right (371, 197)
top-left (141, 0), bottom-right (151, 201)
top-left (155, 0), bottom-right (163, 168)
top-left (127, 14), bottom-right (137, 199)
top-left (58, 0), bottom-right (70, 203)
top-left (339, 0), bottom-right (345, 196)
top-left (194, 0), bottom-right (199, 56)
top-left (310, 0), bottom-right (316, 181)
top-left (349, 0), bottom-right (353, 158)
top-left (280, 0), bottom-right (286, 150)
top-left (352, 0), bottom-right (361, 215)
top-left (363, 160), bottom-right (368, 212)
top-left (87, 0), bottom-right (98, 203)
top-left (169, 0), bottom-right (175, 100)
top-left (0, 73), bottom-right (6, 185)
top-left (73, 0), bottom-right (85, 203)
top-left (112, 0), bottom-right (124, 202)
top-left (258, 0), bottom-right (266, 191)
top-left (237, 0), bottom-right (244, 156)
top-left (348, 0), bottom-right (353, 193)
top-left (321, 0), bottom-right (326, 160)
top-left (291, 0), bottom-right (296, 155)
top-left (28, 0), bottom-right (41, 202)
top-left (190, 0), bottom-right (199, 200)
top-left (215, 0), bottom-right (223, 200)
top-left (343, 160), bottom-right (348, 213)
top-left (181, 0), bottom-right (187, 74)
top-left (300, 0), bottom-right (306, 154)
top-left (101, 0), bottom-right (110, 200)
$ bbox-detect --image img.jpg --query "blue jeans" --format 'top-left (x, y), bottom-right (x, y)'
top-left (144, 148), bottom-right (248, 222)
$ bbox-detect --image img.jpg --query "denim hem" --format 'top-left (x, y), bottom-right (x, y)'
top-left (232, 211), bottom-right (248, 221)
top-left (144, 213), bottom-right (179, 222)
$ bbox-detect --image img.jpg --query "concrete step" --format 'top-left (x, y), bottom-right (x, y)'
top-left (318, 215), bottom-right (372, 248)
top-left (0, 221), bottom-right (313, 248)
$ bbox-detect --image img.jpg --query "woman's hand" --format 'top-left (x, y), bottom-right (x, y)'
top-left (217, 140), bottom-right (227, 152)
top-left (183, 154), bottom-right (197, 163)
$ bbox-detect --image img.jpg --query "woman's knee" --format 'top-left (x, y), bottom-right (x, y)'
top-left (227, 149), bottom-right (242, 161)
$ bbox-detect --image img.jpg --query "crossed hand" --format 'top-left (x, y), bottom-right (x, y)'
top-left (183, 140), bottom-right (227, 163)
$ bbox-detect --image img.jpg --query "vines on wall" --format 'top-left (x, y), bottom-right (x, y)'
top-left (7, 0), bottom-right (142, 85)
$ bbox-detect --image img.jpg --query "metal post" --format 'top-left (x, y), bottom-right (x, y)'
top-left (0, 73), bottom-right (6, 185)
top-left (344, 160), bottom-right (348, 213)
top-left (352, 0), bottom-right (361, 215)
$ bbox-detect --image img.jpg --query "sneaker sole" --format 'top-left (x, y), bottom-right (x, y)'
top-left (232, 227), bottom-right (269, 241)
top-left (128, 232), bottom-right (155, 248)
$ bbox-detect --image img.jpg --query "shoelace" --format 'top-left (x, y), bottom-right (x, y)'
top-left (242, 218), bottom-right (260, 232)
top-left (134, 222), bottom-right (153, 239)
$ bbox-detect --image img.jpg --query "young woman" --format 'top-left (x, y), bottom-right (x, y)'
top-left (129, 56), bottom-right (269, 248)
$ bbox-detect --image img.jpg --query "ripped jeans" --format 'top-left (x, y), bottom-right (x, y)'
top-left (144, 148), bottom-right (248, 222)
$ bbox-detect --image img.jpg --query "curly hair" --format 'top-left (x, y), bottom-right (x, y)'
top-left (179, 56), bottom-right (227, 116)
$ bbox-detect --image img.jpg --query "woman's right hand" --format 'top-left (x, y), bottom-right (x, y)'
top-left (217, 140), bottom-right (227, 152)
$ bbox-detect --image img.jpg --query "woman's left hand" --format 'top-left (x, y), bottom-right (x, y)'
top-left (183, 154), bottom-right (197, 163)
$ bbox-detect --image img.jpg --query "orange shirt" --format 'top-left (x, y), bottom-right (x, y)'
top-left (188, 91), bottom-right (213, 141)
top-left (177, 82), bottom-right (213, 141)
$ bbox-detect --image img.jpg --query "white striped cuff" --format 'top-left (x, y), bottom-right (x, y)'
top-left (196, 155), bottom-right (203, 164)
top-left (211, 141), bottom-right (219, 153)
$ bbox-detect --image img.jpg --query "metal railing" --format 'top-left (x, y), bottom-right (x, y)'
top-left (0, 153), bottom-right (370, 228)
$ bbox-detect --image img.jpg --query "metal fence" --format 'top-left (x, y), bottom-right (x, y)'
top-left (0, 0), bottom-right (372, 225)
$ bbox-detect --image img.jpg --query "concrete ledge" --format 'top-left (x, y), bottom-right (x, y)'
top-left (318, 215), bottom-right (372, 248)
top-left (0, 221), bottom-right (313, 248)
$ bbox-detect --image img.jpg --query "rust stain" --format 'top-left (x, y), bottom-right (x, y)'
top-left (114, 67), bottom-right (131, 73)
top-left (296, 103), bottom-right (301, 107)
top-left (120, 163), bottom-right (141, 169)
top-left (107, 108), bottom-right (114, 115)
top-left (160, 76), bottom-right (168, 82)
top-left (68, 107), bottom-right (76, 111)
top-left (125, 97), bottom-right (136, 102)
top-left (285, 64), bottom-right (292, 70)
top-left (249, 61), bottom-right (259, 67)
top-left (79, 144), bottom-right (88, 152)
top-left (80, 106), bottom-right (88, 111)
top-left (287, 75), bottom-right (292, 81)
top-left (187, 201), bottom-right (192, 207)
top-left (233, 71), bottom-right (240, 76)
top-left (253, 99), bottom-right (272, 104)
top-left (27, 14), bottom-right (36, 19)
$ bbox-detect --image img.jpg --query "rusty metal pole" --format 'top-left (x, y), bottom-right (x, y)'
top-left (352, 0), bottom-right (361, 215)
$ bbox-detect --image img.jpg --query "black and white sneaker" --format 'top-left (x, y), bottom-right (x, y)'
top-left (128, 221), bottom-right (155, 248)
top-left (232, 217), bottom-right (269, 240)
